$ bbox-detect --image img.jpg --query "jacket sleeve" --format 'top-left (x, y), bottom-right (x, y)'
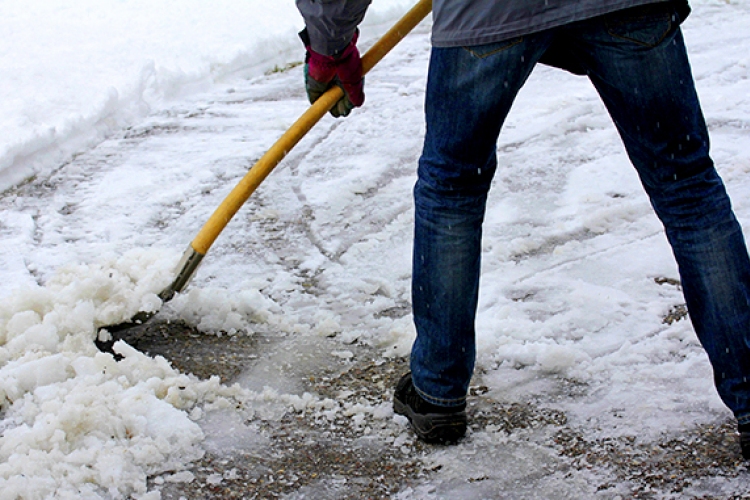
top-left (296, 0), bottom-right (372, 56)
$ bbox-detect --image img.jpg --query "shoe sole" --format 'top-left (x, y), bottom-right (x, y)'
top-left (394, 398), bottom-right (467, 444)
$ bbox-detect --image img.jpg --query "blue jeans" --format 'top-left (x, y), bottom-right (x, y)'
top-left (411, 3), bottom-right (750, 425)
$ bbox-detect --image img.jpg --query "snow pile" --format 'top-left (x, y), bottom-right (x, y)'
top-left (0, 347), bottom-right (206, 499)
top-left (165, 287), bottom-right (287, 335)
top-left (0, 249), bottom-right (176, 355)
top-left (0, 246), bottom-right (349, 498)
top-left (0, 249), bottom-right (288, 498)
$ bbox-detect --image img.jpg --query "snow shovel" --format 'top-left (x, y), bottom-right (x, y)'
top-left (95, 0), bottom-right (433, 351)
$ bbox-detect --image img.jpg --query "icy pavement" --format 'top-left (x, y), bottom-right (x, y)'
top-left (2, 6), bottom-right (750, 499)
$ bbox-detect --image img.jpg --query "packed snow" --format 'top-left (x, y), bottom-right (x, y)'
top-left (0, 0), bottom-right (749, 498)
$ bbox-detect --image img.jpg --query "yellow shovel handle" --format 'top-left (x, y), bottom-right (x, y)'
top-left (190, 0), bottom-right (432, 255)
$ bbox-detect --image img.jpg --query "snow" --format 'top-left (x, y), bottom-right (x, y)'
top-left (1, 0), bottom-right (749, 498)
top-left (0, 0), bottom-right (414, 192)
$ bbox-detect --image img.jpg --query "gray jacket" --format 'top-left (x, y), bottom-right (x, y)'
top-left (296, 0), bottom-right (371, 56)
top-left (432, 0), bottom-right (682, 47)
top-left (297, 0), bottom-right (688, 54)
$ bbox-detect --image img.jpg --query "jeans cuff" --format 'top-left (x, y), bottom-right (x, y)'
top-left (413, 381), bottom-right (467, 408)
top-left (738, 415), bottom-right (750, 430)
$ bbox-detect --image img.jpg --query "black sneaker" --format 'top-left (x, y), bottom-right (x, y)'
top-left (393, 372), bottom-right (467, 444)
top-left (740, 424), bottom-right (750, 460)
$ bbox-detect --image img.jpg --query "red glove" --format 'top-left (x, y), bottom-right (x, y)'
top-left (305, 32), bottom-right (365, 118)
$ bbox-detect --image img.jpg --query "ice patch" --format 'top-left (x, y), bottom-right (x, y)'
top-left (199, 409), bottom-right (268, 456)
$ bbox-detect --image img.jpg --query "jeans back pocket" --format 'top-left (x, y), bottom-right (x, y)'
top-left (606, 3), bottom-right (673, 48)
top-left (462, 38), bottom-right (523, 59)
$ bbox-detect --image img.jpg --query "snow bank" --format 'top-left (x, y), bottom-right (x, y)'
top-left (0, 0), bottom-right (416, 193)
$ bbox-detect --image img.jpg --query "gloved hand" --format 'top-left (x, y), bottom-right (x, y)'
top-left (304, 31), bottom-right (365, 118)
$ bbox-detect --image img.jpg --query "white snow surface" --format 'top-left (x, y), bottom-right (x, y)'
top-left (0, 0), bottom-right (414, 192)
top-left (1, 0), bottom-right (750, 498)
